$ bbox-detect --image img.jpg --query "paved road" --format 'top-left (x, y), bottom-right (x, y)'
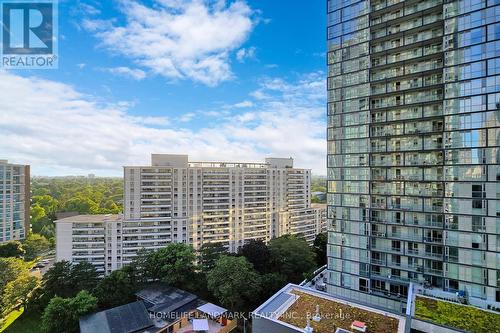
top-left (29, 255), bottom-right (55, 276)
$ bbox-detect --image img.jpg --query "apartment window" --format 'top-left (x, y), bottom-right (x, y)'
top-left (472, 216), bottom-right (485, 232)
top-left (472, 184), bottom-right (485, 208)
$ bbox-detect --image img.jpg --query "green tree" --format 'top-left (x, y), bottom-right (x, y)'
top-left (32, 195), bottom-right (59, 217)
top-left (39, 224), bottom-right (56, 242)
top-left (0, 258), bottom-right (27, 293)
top-left (269, 235), bottom-right (317, 283)
top-left (70, 261), bottom-right (99, 293)
top-left (23, 233), bottom-right (51, 260)
top-left (132, 248), bottom-right (161, 282)
top-left (62, 196), bottom-right (100, 214)
top-left (30, 203), bottom-right (46, 221)
top-left (42, 290), bottom-right (97, 333)
top-left (207, 256), bottom-right (261, 311)
top-left (2, 273), bottom-right (40, 312)
top-left (133, 244), bottom-right (197, 289)
top-left (94, 265), bottom-right (138, 309)
top-left (101, 199), bottom-right (120, 214)
top-left (237, 239), bottom-right (271, 274)
top-left (259, 273), bottom-right (287, 300)
top-left (42, 261), bottom-right (74, 298)
top-left (43, 261), bottom-right (99, 300)
top-left (0, 241), bottom-right (25, 258)
top-left (312, 232), bottom-right (328, 266)
top-left (199, 243), bottom-right (228, 273)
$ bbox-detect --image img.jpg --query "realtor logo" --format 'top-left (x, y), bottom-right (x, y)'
top-left (1, 0), bottom-right (58, 68)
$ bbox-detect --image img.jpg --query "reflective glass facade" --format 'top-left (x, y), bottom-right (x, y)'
top-left (327, 0), bottom-right (500, 309)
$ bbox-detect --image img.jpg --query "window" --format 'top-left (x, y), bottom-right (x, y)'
top-left (472, 216), bottom-right (484, 231)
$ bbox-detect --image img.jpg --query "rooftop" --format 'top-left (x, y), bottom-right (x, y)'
top-left (254, 284), bottom-right (405, 333)
top-left (54, 214), bottom-right (122, 223)
top-left (79, 301), bottom-right (153, 333)
top-left (414, 296), bottom-right (500, 333)
top-left (80, 285), bottom-right (235, 333)
top-left (136, 285), bottom-right (199, 315)
top-left (125, 154), bottom-right (305, 170)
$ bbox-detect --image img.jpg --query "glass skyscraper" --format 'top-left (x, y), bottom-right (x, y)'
top-left (327, 0), bottom-right (500, 311)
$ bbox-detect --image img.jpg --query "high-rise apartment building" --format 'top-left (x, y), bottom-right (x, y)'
top-left (0, 160), bottom-right (30, 243)
top-left (327, 0), bottom-right (500, 311)
top-left (56, 155), bottom-right (326, 273)
top-left (122, 154), bottom-right (321, 263)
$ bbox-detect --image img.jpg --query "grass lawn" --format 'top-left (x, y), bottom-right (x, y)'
top-left (1, 310), bottom-right (41, 333)
top-left (414, 296), bottom-right (500, 333)
top-left (0, 308), bottom-right (24, 333)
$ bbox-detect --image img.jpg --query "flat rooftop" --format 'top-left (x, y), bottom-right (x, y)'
top-left (414, 296), bottom-right (500, 333)
top-left (254, 284), bottom-right (405, 333)
top-left (55, 214), bottom-right (122, 223)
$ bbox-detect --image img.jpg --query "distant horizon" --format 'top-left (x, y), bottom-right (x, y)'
top-left (30, 172), bottom-right (328, 178)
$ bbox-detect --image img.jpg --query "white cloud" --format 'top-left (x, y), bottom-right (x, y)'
top-left (101, 66), bottom-right (147, 80)
top-left (231, 100), bottom-right (254, 108)
top-left (79, 2), bottom-right (101, 15)
top-left (249, 89), bottom-right (269, 100)
top-left (84, 0), bottom-right (256, 86)
top-left (0, 71), bottom-right (326, 175)
top-left (236, 46), bottom-right (256, 63)
top-left (177, 112), bottom-right (196, 122)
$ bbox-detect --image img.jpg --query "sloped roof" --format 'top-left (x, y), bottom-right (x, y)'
top-left (79, 301), bottom-right (154, 333)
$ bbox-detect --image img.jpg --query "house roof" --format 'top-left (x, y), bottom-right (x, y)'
top-left (197, 303), bottom-right (227, 317)
top-left (136, 284), bottom-right (198, 313)
top-left (79, 301), bottom-right (154, 333)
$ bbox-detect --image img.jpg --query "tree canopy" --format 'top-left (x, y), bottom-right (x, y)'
top-left (207, 256), bottom-right (261, 311)
top-left (30, 177), bottom-right (123, 240)
top-left (313, 232), bottom-right (328, 266)
top-left (269, 235), bottom-right (317, 283)
top-left (132, 243), bottom-right (197, 290)
top-left (42, 290), bottom-right (97, 333)
top-left (0, 241), bottom-right (26, 259)
top-left (237, 239), bottom-right (271, 274)
top-left (42, 261), bottom-right (99, 299)
top-left (94, 266), bottom-right (138, 309)
top-left (198, 242), bottom-right (228, 273)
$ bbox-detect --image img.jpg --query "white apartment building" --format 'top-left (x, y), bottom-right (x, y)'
top-left (56, 154), bottom-right (326, 272)
top-left (122, 155), bottom-right (323, 258)
top-left (55, 214), bottom-right (122, 274)
top-left (0, 160), bottom-right (30, 243)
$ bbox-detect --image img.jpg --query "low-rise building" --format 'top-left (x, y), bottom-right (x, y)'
top-left (254, 282), bottom-right (500, 333)
top-left (253, 284), bottom-right (406, 333)
top-left (80, 285), bottom-right (236, 333)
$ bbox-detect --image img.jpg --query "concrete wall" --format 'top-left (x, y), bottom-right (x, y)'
top-left (56, 222), bottom-right (73, 262)
top-left (252, 316), bottom-right (303, 333)
top-left (411, 319), bottom-right (467, 333)
top-left (266, 157), bottom-right (294, 168)
top-left (151, 154), bottom-right (189, 168)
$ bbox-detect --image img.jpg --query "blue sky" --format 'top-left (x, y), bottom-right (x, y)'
top-left (1, 0), bottom-right (327, 176)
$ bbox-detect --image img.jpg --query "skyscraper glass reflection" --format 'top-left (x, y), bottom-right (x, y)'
top-left (327, 0), bottom-right (500, 311)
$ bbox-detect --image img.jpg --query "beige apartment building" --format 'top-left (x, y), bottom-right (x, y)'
top-left (56, 154), bottom-right (326, 273)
